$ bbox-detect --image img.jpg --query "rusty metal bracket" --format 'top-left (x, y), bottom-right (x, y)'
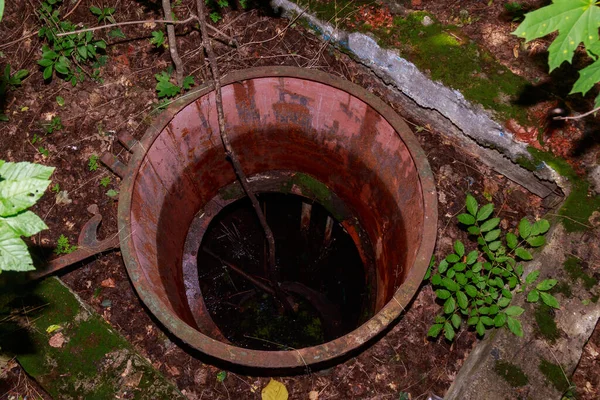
top-left (100, 152), bottom-right (127, 179)
top-left (28, 205), bottom-right (120, 280)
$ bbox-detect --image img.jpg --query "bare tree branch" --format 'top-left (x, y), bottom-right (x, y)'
top-left (554, 106), bottom-right (600, 121)
top-left (161, 0), bottom-right (184, 85)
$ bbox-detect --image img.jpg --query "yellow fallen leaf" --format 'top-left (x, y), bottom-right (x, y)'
top-left (46, 324), bottom-right (62, 333)
top-left (262, 379), bottom-right (288, 400)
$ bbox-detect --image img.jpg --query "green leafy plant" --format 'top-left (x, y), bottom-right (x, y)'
top-left (54, 234), bottom-right (76, 255)
top-left (514, 0), bottom-right (600, 108)
top-left (38, 146), bottom-right (50, 157)
top-left (89, 5), bottom-right (116, 24)
top-left (1, 65), bottom-right (29, 121)
top-left (150, 31), bottom-right (166, 48)
top-left (51, 183), bottom-right (60, 193)
top-left (426, 194), bottom-right (553, 341)
top-left (106, 189), bottom-right (118, 198)
top-left (504, 2), bottom-right (526, 22)
top-left (99, 176), bottom-right (111, 187)
top-left (155, 70), bottom-right (195, 98)
top-left (0, 0), bottom-right (4, 22)
top-left (88, 154), bottom-right (99, 171)
top-left (56, 96), bottom-right (65, 106)
top-left (109, 28), bottom-right (126, 39)
top-left (0, 161), bottom-right (54, 272)
top-left (37, 0), bottom-right (107, 85)
top-left (42, 116), bottom-right (63, 133)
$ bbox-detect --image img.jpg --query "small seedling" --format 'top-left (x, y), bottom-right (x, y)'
top-left (155, 70), bottom-right (195, 99)
top-left (54, 234), bottom-right (77, 255)
top-left (38, 146), bottom-right (49, 157)
top-left (88, 154), bottom-right (99, 171)
top-left (51, 183), bottom-right (60, 193)
top-left (31, 133), bottom-right (41, 145)
top-left (99, 176), bottom-right (111, 187)
top-left (106, 189), bottom-right (118, 197)
top-left (209, 12), bottom-right (222, 23)
top-left (89, 6), bottom-right (116, 23)
top-left (150, 31), bottom-right (166, 48)
top-left (42, 116), bottom-right (63, 133)
top-left (56, 96), bottom-right (65, 106)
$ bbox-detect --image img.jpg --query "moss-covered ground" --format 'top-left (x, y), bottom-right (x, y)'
top-left (292, 0), bottom-right (531, 125)
top-left (0, 277), bottom-right (184, 399)
top-left (493, 360), bottom-right (529, 387)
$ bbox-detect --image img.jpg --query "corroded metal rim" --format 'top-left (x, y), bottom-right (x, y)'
top-left (118, 66), bottom-right (438, 370)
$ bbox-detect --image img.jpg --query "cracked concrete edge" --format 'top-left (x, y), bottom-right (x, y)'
top-left (270, 0), bottom-right (559, 198)
top-left (444, 224), bottom-right (600, 400)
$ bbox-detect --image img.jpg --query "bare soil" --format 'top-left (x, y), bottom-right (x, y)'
top-left (0, 0), bottom-right (596, 399)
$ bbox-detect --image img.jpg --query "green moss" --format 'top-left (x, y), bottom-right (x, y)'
top-left (292, 1), bottom-right (532, 124)
top-left (534, 303), bottom-right (560, 343)
top-left (494, 360), bottom-right (529, 387)
top-left (0, 278), bottom-right (183, 399)
top-left (550, 281), bottom-right (572, 298)
top-left (564, 256), bottom-right (598, 290)
top-left (528, 147), bottom-right (600, 232)
top-left (539, 359), bottom-right (570, 393)
top-left (219, 183), bottom-right (244, 200)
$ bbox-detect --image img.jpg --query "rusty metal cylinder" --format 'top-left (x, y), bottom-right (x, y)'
top-left (118, 67), bottom-right (437, 370)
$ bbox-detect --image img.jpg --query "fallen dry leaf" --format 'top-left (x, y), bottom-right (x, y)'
top-left (101, 278), bottom-right (116, 288)
top-left (309, 390), bottom-right (319, 400)
top-left (49, 332), bottom-right (65, 348)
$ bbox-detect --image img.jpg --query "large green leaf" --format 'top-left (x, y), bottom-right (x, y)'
top-left (0, 178), bottom-right (52, 216)
top-left (571, 57), bottom-right (600, 96)
top-left (0, 0), bottom-right (4, 22)
top-left (0, 225), bottom-right (35, 271)
top-left (513, 0), bottom-right (600, 71)
top-left (0, 161), bottom-right (54, 181)
top-left (0, 211), bottom-right (48, 237)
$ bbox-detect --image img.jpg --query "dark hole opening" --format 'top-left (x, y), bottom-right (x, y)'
top-left (196, 193), bottom-right (368, 350)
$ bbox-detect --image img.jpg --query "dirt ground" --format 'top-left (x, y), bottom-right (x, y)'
top-left (0, 0), bottom-right (597, 399)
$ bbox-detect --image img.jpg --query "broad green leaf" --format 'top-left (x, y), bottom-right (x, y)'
top-left (525, 270), bottom-right (540, 284)
top-left (480, 218), bottom-right (500, 233)
top-left (43, 65), bottom-right (53, 80)
top-left (472, 262), bottom-right (482, 273)
top-left (476, 320), bottom-right (485, 336)
top-left (451, 313), bottom-right (461, 329)
top-left (467, 316), bottom-right (479, 325)
top-left (488, 240), bottom-right (501, 251)
top-left (0, 211), bottom-right (48, 237)
top-left (504, 306), bottom-right (525, 316)
top-left (498, 297), bottom-right (511, 308)
top-left (466, 250), bottom-right (478, 265)
top-left (467, 226), bottom-right (480, 235)
top-left (0, 225), bottom-right (35, 271)
top-left (444, 322), bottom-right (455, 341)
top-left (262, 379), bottom-right (288, 400)
top-left (444, 297), bottom-right (456, 314)
top-left (454, 241), bottom-right (465, 257)
top-left (431, 273), bottom-right (442, 285)
top-left (536, 279), bottom-right (557, 291)
top-left (515, 247), bottom-right (533, 261)
top-left (481, 316), bottom-right (494, 326)
top-left (494, 313), bottom-right (507, 327)
top-left (0, 178), bottom-right (52, 216)
top-left (456, 291), bottom-right (468, 309)
top-left (512, 0), bottom-right (600, 71)
top-left (506, 316), bottom-right (523, 337)
top-left (434, 315), bottom-right (445, 324)
top-left (466, 194), bottom-right (478, 216)
top-left (572, 58), bottom-right (600, 95)
top-left (506, 232), bottom-right (518, 249)
top-left (442, 277), bottom-right (459, 292)
top-left (465, 285), bottom-right (478, 297)
top-left (502, 289), bottom-right (513, 299)
top-left (527, 289), bottom-right (540, 302)
top-left (540, 292), bottom-right (560, 309)
top-left (518, 218), bottom-right (532, 239)
top-left (458, 213), bottom-right (475, 225)
top-left (446, 254), bottom-right (460, 263)
top-left (488, 305), bottom-right (499, 316)
top-left (0, 161), bottom-right (54, 181)
top-left (484, 229), bottom-right (501, 242)
top-left (216, 371), bottom-right (227, 382)
top-left (531, 219), bottom-right (550, 236)
top-left (438, 259), bottom-right (449, 274)
top-left (436, 289), bottom-right (451, 299)
top-left (476, 203), bottom-right (494, 221)
top-left (427, 323), bottom-right (443, 337)
top-left (454, 263), bottom-right (466, 272)
top-left (0, 0), bottom-right (4, 22)
top-left (526, 236), bottom-right (546, 247)
top-left (182, 75), bottom-right (195, 90)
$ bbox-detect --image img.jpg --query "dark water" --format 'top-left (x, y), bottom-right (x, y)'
top-left (196, 193), bottom-right (368, 350)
